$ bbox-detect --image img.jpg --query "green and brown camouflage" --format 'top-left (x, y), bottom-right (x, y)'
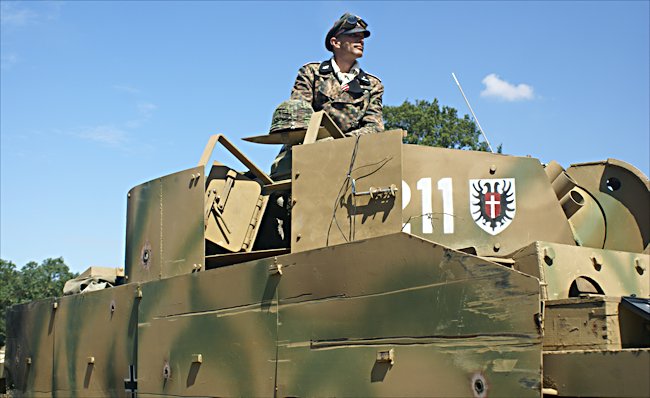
top-left (3, 112), bottom-right (649, 397)
top-left (291, 62), bottom-right (384, 136)
top-left (269, 100), bottom-right (314, 134)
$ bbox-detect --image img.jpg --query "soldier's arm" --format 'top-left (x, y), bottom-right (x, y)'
top-left (346, 81), bottom-right (385, 136)
top-left (290, 64), bottom-right (316, 104)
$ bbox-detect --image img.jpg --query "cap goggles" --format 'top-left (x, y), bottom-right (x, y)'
top-left (336, 15), bottom-right (368, 36)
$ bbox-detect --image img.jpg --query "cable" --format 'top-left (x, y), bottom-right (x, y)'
top-left (327, 134), bottom-right (361, 245)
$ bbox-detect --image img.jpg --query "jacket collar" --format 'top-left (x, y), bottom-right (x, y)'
top-left (318, 59), bottom-right (371, 92)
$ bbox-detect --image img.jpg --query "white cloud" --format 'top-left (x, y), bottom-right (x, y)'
top-left (113, 84), bottom-right (142, 95)
top-left (0, 3), bottom-right (38, 26)
top-left (69, 95), bottom-right (155, 147)
top-left (137, 102), bottom-right (157, 117)
top-left (480, 73), bottom-right (534, 101)
top-left (0, 2), bottom-right (62, 27)
top-left (1, 53), bottom-right (19, 69)
top-left (125, 102), bottom-right (157, 128)
top-left (77, 125), bottom-right (128, 146)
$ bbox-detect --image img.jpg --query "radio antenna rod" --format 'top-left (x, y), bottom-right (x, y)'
top-left (452, 72), bottom-right (494, 153)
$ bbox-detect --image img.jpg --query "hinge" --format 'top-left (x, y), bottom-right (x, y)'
top-left (241, 195), bottom-right (265, 250)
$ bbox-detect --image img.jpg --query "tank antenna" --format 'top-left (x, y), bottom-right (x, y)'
top-left (452, 72), bottom-right (494, 153)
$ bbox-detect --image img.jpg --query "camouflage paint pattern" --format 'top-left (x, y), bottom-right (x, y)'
top-left (291, 61), bottom-right (384, 136)
top-left (511, 241), bottom-right (649, 300)
top-left (543, 349), bottom-right (650, 397)
top-left (5, 130), bottom-right (649, 397)
top-left (291, 130), bottom-right (403, 253)
top-left (136, 259), bottom-right (277, 396)
top-left (52, 284), bottom-right (138, 397)
top-left (5, 298), bottom-right (56, 396)
top-left (275, 233), bottom-right (542, 397)
top-left (544, 297), bottom-right (629, 351)
top-left (204, 165), bottom-right (268, 252)
top-left (5, 287), bottom-right (139, 397)
top-left (401, 144), bottom-right (576, 257)
top-left (562, 185), bottom-right (606, 248)
top-left (269, 99), bottom-right (314, 134)
top-left (566, 159), bottom-right (649, 253)
top-left (292, 131), bottom-right (576, 257)
top-left (125, 166), bottom-right (205, 284)
top-left (130, 232), bottom-right (541, 397)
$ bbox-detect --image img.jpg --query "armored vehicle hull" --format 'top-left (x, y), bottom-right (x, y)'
top-left (4, 117), bottom-right (649, 397)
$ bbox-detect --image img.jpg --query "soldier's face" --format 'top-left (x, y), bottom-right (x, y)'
top-left (333, 33), bottom-right (365, 59)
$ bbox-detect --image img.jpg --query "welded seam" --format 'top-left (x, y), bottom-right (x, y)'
top-left (306, 333), bottom-right (540, 351)
top-left (152, 300), bottom-right (275, 319)
top-left (159, 180), bottom-right (164, 280)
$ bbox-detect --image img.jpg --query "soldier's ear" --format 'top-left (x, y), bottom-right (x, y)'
top-left (330, 36), bottom-right (340, 50)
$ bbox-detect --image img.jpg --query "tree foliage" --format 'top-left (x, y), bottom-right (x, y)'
top-left (0, 257), bottom-right (77, 346)
top-left (383, 99), bottom-right (501, 152)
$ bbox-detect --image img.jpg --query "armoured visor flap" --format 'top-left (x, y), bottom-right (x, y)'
top-left (204, 166), bottom-right (268, 253)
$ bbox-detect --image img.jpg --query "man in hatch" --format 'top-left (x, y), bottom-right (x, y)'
top-left (261, 14), bottom-right (386, 242)
top-left (291, 12), bottom-right (384, 136)
top-left (269, 13), bottom-right (385, 180)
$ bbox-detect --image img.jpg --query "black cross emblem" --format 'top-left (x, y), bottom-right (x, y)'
top-left (124, 364), bottom-right (137, 398)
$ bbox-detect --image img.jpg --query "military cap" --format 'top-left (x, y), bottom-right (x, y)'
top-left (269, 99), bottom-right (313, 134)
top-left (325, 13), bottom-right (371, 52)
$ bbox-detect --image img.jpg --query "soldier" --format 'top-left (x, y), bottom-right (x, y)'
top-left (291, 13), bottom-right (384, 136)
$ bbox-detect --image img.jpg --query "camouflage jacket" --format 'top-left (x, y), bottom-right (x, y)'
top-left (290, 60), bottom-right (384, 136)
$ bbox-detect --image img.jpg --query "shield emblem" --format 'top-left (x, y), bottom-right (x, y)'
top-left (469, 178), bottom-right (516, 235)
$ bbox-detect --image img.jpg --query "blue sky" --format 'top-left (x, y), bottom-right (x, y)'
top-left (1, 1), bottom-right (648, 273)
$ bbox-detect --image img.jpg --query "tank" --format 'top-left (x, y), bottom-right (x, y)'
top-left (3, 110), bottom-right (649, 397)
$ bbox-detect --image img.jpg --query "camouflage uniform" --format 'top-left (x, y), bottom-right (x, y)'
top-left (291, 59), bottom-right (384, 136)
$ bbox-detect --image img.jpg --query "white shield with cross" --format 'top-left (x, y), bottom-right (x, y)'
top-left (469, 178), bottom-right (516, 235)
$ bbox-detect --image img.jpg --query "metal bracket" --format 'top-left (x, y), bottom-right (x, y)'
top-left (217, 170), bottom-right (238, 212)
top-left (203, 170), bottom-right (237, 229)
top-left (353, 183), bottom-right (399, 199)
top-left (376, 349), bottom-right (395, 365)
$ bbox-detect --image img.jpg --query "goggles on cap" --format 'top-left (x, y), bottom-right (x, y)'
top-left (337, 15), bottom-right (367, 34)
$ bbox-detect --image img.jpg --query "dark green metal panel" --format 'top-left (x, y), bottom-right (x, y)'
top-left (276, 233), bottom-right (542, 397)
top-left (136, 259), bottom-right (277, 396)
top-left (125, 166), bottom-right (204, 284)
top-left (52, 284), bottom-right (138, 397)
top-left (4, 298), bottom-right (56, 395)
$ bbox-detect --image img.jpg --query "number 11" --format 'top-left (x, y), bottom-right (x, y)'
top-left (403, 177), bottom-right (454, 234)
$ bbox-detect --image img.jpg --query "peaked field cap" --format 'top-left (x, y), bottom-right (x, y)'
top-left (325, 13), bottom-right (370, 51)
top-left (269, 100), bottom-right (314, 133)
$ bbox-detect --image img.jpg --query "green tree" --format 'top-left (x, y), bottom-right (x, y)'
top-left (0, 259), bottom-right (20, 347)
top-left (383, 99), bottom-right (501, 152)
top-left (0, 257), bottom-right (77, 346)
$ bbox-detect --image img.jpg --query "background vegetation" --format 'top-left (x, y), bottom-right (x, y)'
top-left (384, 99), bottom-right (502, 152)
top-left (0, 258), bottom-right (77, 346)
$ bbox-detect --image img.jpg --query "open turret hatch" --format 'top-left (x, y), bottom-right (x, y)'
top-left (201, 111), bottom-right (345, 265)
top-left (204, 167), bottom-right (266, 252)
top-left (199, 135), bottom-right (274, 254)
